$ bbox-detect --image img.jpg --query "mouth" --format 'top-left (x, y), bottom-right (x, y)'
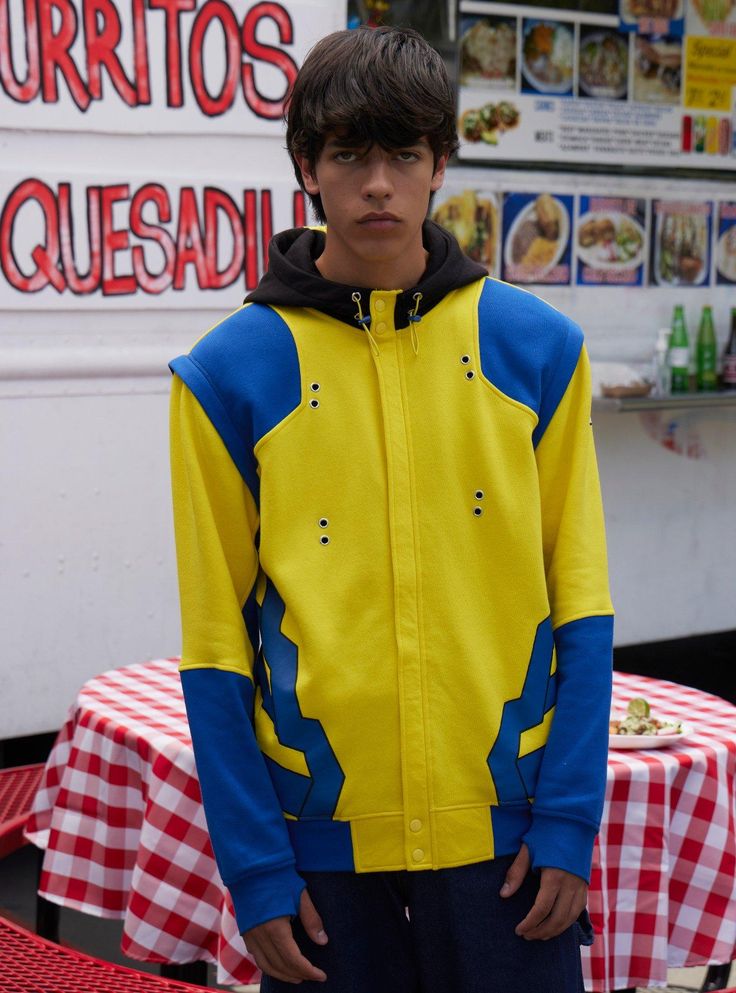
top-left (358, 212), bottom-right (401, 229)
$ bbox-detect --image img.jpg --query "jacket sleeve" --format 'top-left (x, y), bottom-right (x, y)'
top-left (522, 343), bottom-right (614, 883)
top-left (169, 373), bottom-right (305, 933)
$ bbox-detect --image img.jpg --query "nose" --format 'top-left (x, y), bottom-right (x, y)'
top-left (361, 155), bottom-right (393, 202)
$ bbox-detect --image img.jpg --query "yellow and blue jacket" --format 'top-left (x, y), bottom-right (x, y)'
top-left (169, 221), bottom-right (614, 935)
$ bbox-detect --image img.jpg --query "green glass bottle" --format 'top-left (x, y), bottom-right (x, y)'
top-left (696, 306), bottom-right (717, 392)
top-left (669, 305), bottom-right (690, 394)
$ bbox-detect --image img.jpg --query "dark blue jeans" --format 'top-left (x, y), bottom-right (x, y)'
top-left (260, 855), bottom-right (593, 993)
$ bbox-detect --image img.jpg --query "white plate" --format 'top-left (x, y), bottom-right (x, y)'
top-left (716, 226), bottom-right (736, 282)
top-left (609, 720), bottom-right (692, 750)
top-left (578, 32), bottom-right (628, 100)
top-left (522, 22), bottom-right (574, 95)
top-left (577, 211), bottom-right (644, 270)
top-left (504, 196), bottom-right (570, 279)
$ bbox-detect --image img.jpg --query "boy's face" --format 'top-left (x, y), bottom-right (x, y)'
top-left (297, 134), bottom-right (446, 276)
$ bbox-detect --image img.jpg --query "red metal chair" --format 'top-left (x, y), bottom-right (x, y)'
top-left (0, 763), bottom-right (44, 859)
top-left (0, 914), bottom-right (212, 992)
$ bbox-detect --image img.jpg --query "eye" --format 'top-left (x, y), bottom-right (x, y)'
top-left (334, 150), bottom-right (358, 162)
top-left (396, 150), bottom-right (420, 162)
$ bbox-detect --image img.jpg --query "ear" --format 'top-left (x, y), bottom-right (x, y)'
top-left (430, 154), bottom-right (448, 194)
top-left (295, 154), bottom-right (320, 196)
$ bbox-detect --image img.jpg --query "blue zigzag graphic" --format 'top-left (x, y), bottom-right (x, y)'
top-left (255, 579), bottom-right (345, 819)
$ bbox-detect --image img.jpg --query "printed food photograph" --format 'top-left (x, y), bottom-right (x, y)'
top-left (578, 29), bottom-right (629, 100)
top-left (689, 0), bottom-right (736, 28)
top-left (621, 0), bottom-right (683, 22)
top-left (459, 101), bottom-right (520, 145)
top-left (577, 211), bottom-right (645, 270)
top-left (432, 190), bottom-right (498, 274)
top-left (633, 35), bottom-right (682, 104)
top-left (521, 20), bottom-right (574, 95)
top-left (504, 193), bottom-right (570, 280)
top-left (716, 224), bottom-right (736, 282)
top-left (654, 209), bottom-right (709, 285)
top-left (459, 16), bottom-right (516, 88)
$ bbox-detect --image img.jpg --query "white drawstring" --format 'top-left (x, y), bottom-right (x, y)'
top-left (352, 292), bottom-right (379, 357)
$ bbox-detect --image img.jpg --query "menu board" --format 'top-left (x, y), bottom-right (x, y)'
top-left (457, 0), bottom-right (736, 171)
top-left (431, 177), bottom-right (730, 288)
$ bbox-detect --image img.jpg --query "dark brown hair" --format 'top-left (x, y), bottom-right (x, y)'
top-left (285, 27), bottom-right (458, 222)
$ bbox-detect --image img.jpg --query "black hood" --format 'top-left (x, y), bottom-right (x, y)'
top-left (245, 220), bottom-right (487, 330)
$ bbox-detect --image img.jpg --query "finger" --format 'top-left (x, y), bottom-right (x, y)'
top-left (521, 891), bottom-right (577, 941)
top-left (515, 883), bottom-right (558, 936)
top-left (269, 930), bottom-right (327, 983)
top-left (500, 844), bottom-right (530, 897)
top-left (299, 888), bottom-right (329, 945)
top-left (252, 944), bottom-right (303, 984)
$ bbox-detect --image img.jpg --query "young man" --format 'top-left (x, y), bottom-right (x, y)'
top-left (169, 26), bottom-right (613, 993)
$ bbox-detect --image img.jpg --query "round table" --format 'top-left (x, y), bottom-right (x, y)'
top-left (25, 660), bottom-right (736, 990)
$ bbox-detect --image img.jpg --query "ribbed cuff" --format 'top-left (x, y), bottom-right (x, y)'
top-left (228, 861), bottom-right (306, 934)
top-left (523, 811), bottom-right (598, 883)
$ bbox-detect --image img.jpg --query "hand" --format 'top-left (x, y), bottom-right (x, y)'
top-left (242, 888), bottom-right (328, 983)
top-left (499, 843), bottom-right (588, 941)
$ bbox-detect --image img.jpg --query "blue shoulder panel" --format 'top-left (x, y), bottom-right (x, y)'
top-left (169, 304), bottom-right (302, 504)
top-left (477, 280), bottom-right (583, 448)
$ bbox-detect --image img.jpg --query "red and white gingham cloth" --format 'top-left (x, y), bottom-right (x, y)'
top-left (25, 662), bottom-right (736, 990)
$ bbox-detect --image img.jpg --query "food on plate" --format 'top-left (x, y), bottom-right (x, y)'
top-left (634, 37), bottom-right (681, 104)
top-left (691, 0), bottom-right (736, 23)
top-left (511, 195), bottom-right (564, 270)
top-left (522, 22), bottom-right (573, 92)
top-left (717, 225), bottom-right (736, 282)
top-left (623, 0), bottom-right (681, 18)
top-left (460, 101), bottom-right (520, 145)
top-left (432, 191), bottom-right (497, 272)
top-left (460, 18), bottom-right (516, 85)
top-left (609, 697), bottom-right (683, 736)
top-left (579, 32), bottom-right (628, 98)
top-left (578, 213), bottom-right (643, 267)
top-left (658, 212), bottom-right (708, 284)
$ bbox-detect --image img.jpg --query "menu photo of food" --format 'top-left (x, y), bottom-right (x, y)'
top-left (633, 34), bottom-right (682, 104)
top-left (459, 100), bottom-right (521, 147)
top-left (619, 0), bottom-right (685, 33)
top-left (687, 0), bottom-right (736, 37)
top-left (502, 192), bottom-right (573, 286)
top-left (650, 200), bottom-right (712, 287)
top-left (521, 19), bottom-right (574, 96)
top-left (459, 15), bottom-right (517, 89)
top-left (716, 202), bottom-right (736, 285)
top-left (578, 27), bottom-right (629, 100)
top-left (576, 196), bottom-right (647, 286)
top-left (432, 188), bottom-right (500, 276)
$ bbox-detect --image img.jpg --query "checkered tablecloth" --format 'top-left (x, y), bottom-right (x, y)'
top-left (25, 661), bottom-right (736, 990)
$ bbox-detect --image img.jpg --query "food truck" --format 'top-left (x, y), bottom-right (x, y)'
top-left (2, 0), bottom-right (735, 739)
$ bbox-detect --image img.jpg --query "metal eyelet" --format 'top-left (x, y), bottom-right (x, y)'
top-left (318, 518), bottom-right (329, 528)
top-left (320, 535), bottom-right (330, 545)
top-left (473, 506), bottom-right (483, 516)
top-left (475, 490), bottom-right (484, 500)
top-left (310, 398), bottom-right (320, 408)
top-left (460, 354), bottom-right (471, 364)
top-left (310, 383), bottom-right (320, 392)
top-left (465, 370), bottom-right (475, 380)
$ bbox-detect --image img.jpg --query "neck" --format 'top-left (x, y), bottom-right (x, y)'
top-left (315, 233), bottom-right (428, 290)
